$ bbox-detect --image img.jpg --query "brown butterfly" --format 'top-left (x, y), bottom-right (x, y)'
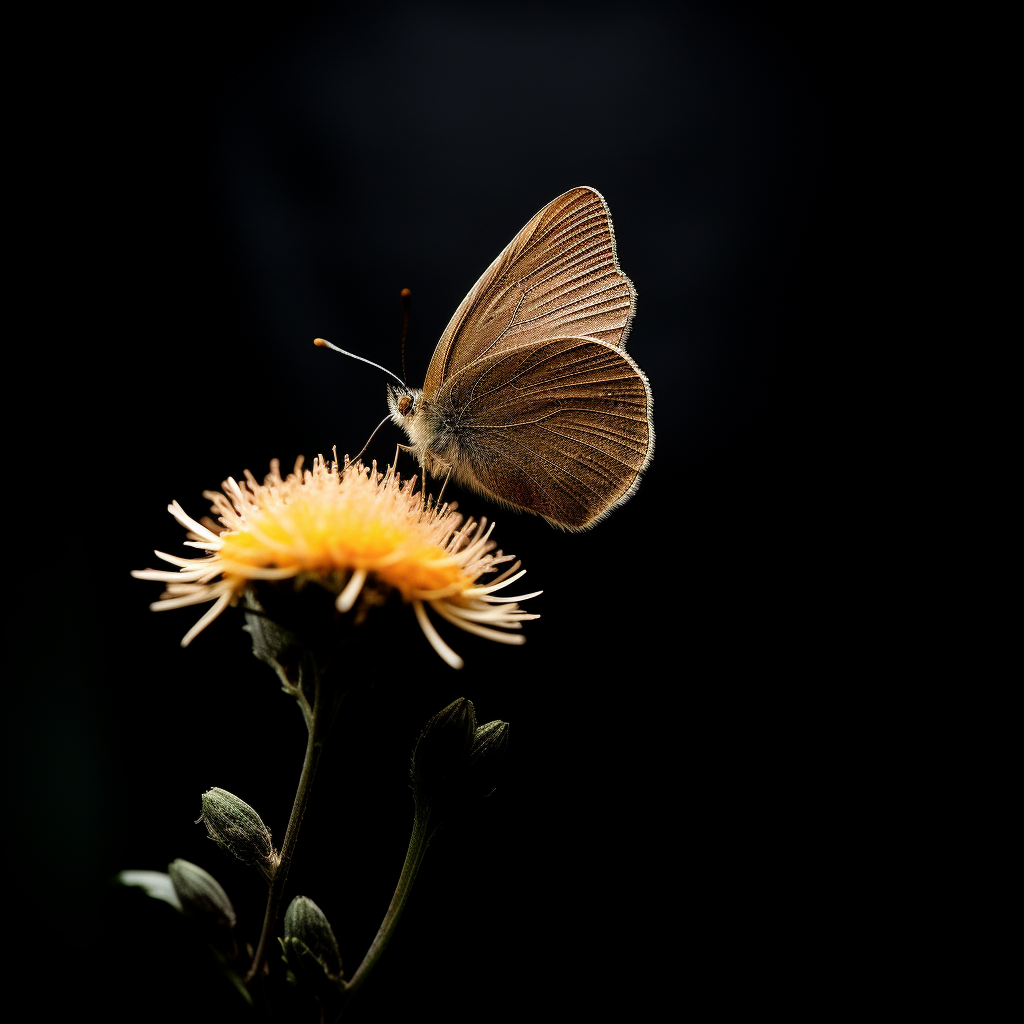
top-left (322, 187), bottom-right (654, 530)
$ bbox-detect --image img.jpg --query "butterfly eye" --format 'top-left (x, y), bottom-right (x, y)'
top-left (397, 395), bottom-right (413, 416)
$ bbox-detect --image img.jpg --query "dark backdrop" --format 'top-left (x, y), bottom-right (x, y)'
top-left (25, 3), bottom-right (836, 1020)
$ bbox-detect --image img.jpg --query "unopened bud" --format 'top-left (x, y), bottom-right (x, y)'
top-left (167, 858), bottom-right (236, 930)
top-left (465, 719), bottom-right (510, 799)
top-left (280, 896), bottom-right (343, 990)
top-left (410, 697), bottom-right (477, 811)
top-left (200, 787), bottom-right (278, 880)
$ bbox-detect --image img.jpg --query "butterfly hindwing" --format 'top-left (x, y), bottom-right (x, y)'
top-left (433, 336), bottom-right (653, 530)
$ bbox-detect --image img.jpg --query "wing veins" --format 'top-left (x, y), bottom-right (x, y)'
top-left (518, 435), bottom-right (623, 491)
top-left (509, 438), bottom-right (609, 504)
top-left (462, 359), bottom-right (637, 413)
top-left (453, 340), bottom-right (639, 411)
top-left (507, 286), bottom-right (631, 331)
top-left (471, 289), bottom-right (527, 365)
top-left (480, 435), bottom-right (601, 517)
top-left (537, 422), bottom-right (647, 457)
top-left (472, 408), bottom-right (647, 432)
top-left (520, 207), bottom-right (610, 264)
top-left (509, 237), bottom-right (617, 296)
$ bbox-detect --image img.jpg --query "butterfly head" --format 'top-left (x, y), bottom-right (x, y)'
top-left (387, 383), bottom-right (430, 433)
top-left (388, 384), bottom-right (442, 471)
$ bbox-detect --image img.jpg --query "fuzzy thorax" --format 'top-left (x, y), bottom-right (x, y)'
top-left (387, 385), bottom-right (451, 478)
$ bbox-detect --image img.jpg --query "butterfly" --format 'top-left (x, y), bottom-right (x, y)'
top-left (322, 187), bottom-right (654, 530)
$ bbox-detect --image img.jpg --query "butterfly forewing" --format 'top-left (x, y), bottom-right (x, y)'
top-left (423, 187), bottom-right (636, 399)
top-left (435, 336), bottom-right (652, 530)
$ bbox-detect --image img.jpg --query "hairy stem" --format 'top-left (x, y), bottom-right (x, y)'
top-left (246, 728), bottom-right (322, 983)
top-left (344, 806), bottom-right (434, 999)
top-left (246, 659), bottom-right (340, 985)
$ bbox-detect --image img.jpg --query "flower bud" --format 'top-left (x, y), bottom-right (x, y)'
top-left (200, 787), bottom-right (278, 880)
top-left (167, 858), bottom-right (236, 930)
top-left (410, 697), bottom-right (477, 811)
top-left (465, 719), bottom-right (510, 799)
top-left (280, 896), bottom-right (343, 990)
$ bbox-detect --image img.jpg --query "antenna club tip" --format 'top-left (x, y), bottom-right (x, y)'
top-left (313, 338), bottom-right (328, 347)
top-left (400, 288), bottom-right (412, 298)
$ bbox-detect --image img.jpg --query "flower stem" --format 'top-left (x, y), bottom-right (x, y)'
top-left (246, 658), bottom-right (339, 985)
top-left (344, 807), bottom-right (434, 998)
top-left (246, 726), bottom-right (322, 984)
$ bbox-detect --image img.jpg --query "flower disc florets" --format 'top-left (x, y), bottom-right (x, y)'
top-left (132, 455), bottom-right (540, 668)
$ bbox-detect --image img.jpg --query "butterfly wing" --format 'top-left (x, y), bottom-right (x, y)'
top-left (423, 187), bottom-right (636, 399)
top-left (432, 336), bottom-right (653, 530)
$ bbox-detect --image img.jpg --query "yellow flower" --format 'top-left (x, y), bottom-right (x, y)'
top-left (132, 455), bottom-right (540, 669)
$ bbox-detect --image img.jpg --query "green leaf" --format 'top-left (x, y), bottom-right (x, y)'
top-left (116, 870), bottom-right (182, 911)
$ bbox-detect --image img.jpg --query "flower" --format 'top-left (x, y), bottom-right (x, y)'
top-left (132, 455), bottom-right (540, 669)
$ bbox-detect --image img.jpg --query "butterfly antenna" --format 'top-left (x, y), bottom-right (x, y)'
top-left (313, 338), bottom-right (406, 387)
top-left (348, 414), bottom-right (393, 466)
top-left (399, 288), bottom-right (412, 385)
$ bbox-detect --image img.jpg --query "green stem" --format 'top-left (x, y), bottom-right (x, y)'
top-left (246, 659), bottom-right (341, 985)
top-left (344, 806), bottom-right (434, 998)
top-left (246, 725), bottom-right (322, 984)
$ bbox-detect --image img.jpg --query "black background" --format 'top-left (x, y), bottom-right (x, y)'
top-left (23, 3), bottom-right (839, 1020)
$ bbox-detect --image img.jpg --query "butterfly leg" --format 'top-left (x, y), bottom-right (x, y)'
top-left (435, 467), bottom-right (453, 510)
top-left (385, 444), bottom-right (423, 496)
top-left (389, 443), bottom-right (416, 473)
